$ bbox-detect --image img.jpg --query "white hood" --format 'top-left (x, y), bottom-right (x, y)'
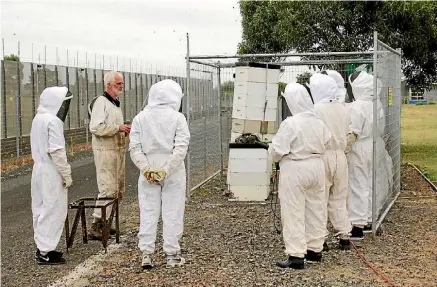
top-left (37, 86), bottom-right (71, 116)
top-left (325, 70), bottom-right (347, 102)
top-left (283, 82), bottom-right (316, 116)
top-left (146, 79), bottom-right (184, 111)
top-left (309, 73), bottom-right (338, 104)
top-left (349, 71), bottom-right (382, 101)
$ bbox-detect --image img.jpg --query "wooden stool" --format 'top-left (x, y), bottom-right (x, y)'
top-left (64, 197), bottom-right (120, 253)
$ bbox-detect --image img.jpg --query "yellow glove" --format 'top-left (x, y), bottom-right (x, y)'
top-left (345, 133), bottom-right (358, 154)
top-left (151, 170), bottom-right (167, 182)
top-left (144, 170), bottom-right (153, 182)
top-left (143, 169), bottom-right (167, 185)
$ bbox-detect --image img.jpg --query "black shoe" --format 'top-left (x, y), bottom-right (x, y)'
top-left (276, 256), bottom-right (305, 269)
top-left (363, 224), bottom-right (372, 234)
top-left (36, 251), bottom-right (66, 265)
top-left (322, 241), bottom-right (330, 252)
top-left (339, 239), bottom-right (351, 250)
top-left (305, 250), bottom-right (322, 263)
top-left (35, 249), bottom-right (40, 260)
top-left (350, 226), bottom-right (364, 240)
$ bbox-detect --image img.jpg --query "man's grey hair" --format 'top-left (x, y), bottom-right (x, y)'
top-left (104, 71), bottom-right (123, 86)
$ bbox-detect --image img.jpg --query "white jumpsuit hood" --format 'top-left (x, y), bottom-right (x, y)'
top-left (129, 79), bottom-right (190, 257)
top-left (283, 82), bottom-right (316, 116)
top-left (325, 70), bottom-right (347, 103)
top-left (309, 73), bottom-right (338, 104)
top-left (37, 86), bottom-right (72, 116)
top-left (31, 86), bottom-right (72, 253)
top-left (270, 82), bottom-right (331, 258)
top-left (146, 79), bottom-right (183, 112)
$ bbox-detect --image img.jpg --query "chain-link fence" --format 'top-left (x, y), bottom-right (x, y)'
top-left (187, 32), bottom-right (402, 234)
top-left (373, 39), bottom-right (402, 232)
top-left (1, 59), bottom-right (227, 199)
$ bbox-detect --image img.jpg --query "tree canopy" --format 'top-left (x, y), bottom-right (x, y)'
top-left (238, 1), bottom-right (437, 91)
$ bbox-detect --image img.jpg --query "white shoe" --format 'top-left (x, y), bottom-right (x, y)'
top-left (166, 254), bottom-right (185, 268)
top-left (141, 253), bottom-right (154, 270)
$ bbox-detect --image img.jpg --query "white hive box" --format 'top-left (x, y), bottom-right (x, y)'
top-left (232, 62), bottom-right (280, 133)
top-left (227, 143), bottom-right (273, 201)
top-left (234, 63), bottom-right (281, 84)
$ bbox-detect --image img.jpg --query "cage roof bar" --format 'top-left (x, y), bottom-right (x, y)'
top-left (189, 59), bottom-right (219, 68)
top-left (187, 51), bottom-right (383, 60)
top-left (217, 58), bottom-right (373, 68)
top-left (376, 40), bottom-right (402, 56)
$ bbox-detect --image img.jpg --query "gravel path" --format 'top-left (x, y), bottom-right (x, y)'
top-left (55, 165), bottom-right (437, 287)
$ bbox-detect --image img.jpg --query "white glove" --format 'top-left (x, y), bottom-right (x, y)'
top-left (63, 176), bottom-right (73, 188)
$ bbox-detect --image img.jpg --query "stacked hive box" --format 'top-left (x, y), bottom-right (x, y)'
top-left (227, 62), bottom-right (281, 201)
top-left (230, 62), bottom-right (281, 142)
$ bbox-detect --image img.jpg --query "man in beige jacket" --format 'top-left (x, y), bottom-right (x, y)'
top-left (88, 71), bottom-right (130, 240)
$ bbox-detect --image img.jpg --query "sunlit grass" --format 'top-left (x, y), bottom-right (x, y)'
top-left (401, 104), bottom-right (437, 181)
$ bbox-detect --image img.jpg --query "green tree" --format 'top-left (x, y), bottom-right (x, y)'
top-left (4, 54), bottom-right (20, 61)
top-left (296, 72), bottom-right (312, 85)
top-left (238, 1), bottom-right (437, 91)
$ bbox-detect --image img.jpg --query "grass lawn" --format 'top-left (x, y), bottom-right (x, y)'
top-left (401, 104), bottom-right (437, 181)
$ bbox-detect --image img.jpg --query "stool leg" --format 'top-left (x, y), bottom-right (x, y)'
top-left (65, 215), bottom-right (70, 252)
top-left (80, 205), bottom-right (88, 244)
top-left (101, 207), bottom-right (108, 253)
top-left (116, 199), bottom-right (120, 243)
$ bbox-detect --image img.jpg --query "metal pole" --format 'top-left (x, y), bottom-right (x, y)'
top-left (186, 33), bottom-right (192, 201)
top-left (203, 75), bottom-right (207, 181)
top-left (371, 31), bottom-right (378, 237)
top-left (85, 68), bottom-right (89, 144)
top-left (1, 38), bottom-right (7, 138)
top-left (31, 63), bottom-right (35, 119)
top-left (16, 41), bottom-right (22, 157)
top-left (217, 63), bottom-right (223, 175)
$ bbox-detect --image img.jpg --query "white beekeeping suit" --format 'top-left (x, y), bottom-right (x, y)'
top-left (347, 70), bottom-right (392, 238)
top-left (30, 86), bottom-right (73, 265)
top-left (310, 73), bottom-right (352, 250)
top-left (269, 82), bottom-right (331, 269)
top-left (88, 84), bottom-right (127, 239)
top-left (129, 79), bottom-right (190, 269)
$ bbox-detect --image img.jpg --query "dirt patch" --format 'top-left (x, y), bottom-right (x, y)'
top-left (59, 166), bottom-right (437, 287)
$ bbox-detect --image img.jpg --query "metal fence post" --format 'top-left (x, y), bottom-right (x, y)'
top-left (217, 64), bottom-right (223, 175)
top-left (2, 59), bottom-right (7, 138)
top-left (16, 42), bottom-right (22, 157)
top-left (85, 68), bottom-right (89, 144)
top-left (371, 31), bottom-right (378, 237)
top-left (66, 66), bottom-right (71, 130)
top-left (31, 63), bottom-right (36, 120)
top-left (186, 33), bottom-right (192, 201)
top-left (203, 78), bottom-right (207, 181)
top-left (76, 68), bottom-right (81, 128)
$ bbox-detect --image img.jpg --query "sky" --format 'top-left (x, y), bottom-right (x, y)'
top-left (1, 0), bottom-right (242, 74)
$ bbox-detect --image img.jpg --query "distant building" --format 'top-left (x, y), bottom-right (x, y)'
top-left (402, 81), bottom-right (437, 104)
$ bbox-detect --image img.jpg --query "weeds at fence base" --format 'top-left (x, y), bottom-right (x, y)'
top-left (1, 143), bottom-right (92, 173)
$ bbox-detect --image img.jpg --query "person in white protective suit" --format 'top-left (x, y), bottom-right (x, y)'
top-left (30, 86), bottom-right (73, 265)
top-left (88, 71), bottom-right (131, 240)
top-left (346, 70), bottom-right (393, 239)
top-left (269, 82), bottom-right (332, 269)
top-left (129, 79), bottom-right (190, 270)
top-left (310, 72), bottom-right (352, 251)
